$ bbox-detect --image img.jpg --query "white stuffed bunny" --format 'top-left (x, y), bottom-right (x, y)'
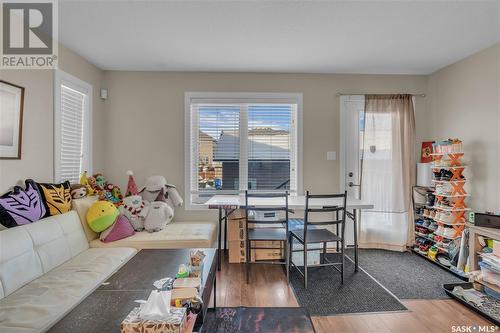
top-left (144, 201), bottom-right (174, 233)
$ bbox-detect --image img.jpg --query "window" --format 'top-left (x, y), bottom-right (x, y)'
top-left (54, 70), bottom-right (92, 183)
top-left (185, 92), bottom-right (302, 208)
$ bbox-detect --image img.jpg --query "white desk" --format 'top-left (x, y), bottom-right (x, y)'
top-left (204, 194), bottom-right (374, 271)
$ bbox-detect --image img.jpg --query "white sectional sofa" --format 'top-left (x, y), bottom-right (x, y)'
top-left (0, 197), bottom-right (217, 332)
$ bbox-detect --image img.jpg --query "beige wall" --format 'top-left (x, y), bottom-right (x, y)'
top-left (0, 45), bottom-right (104, 193)
top-left (101, 71), bottom-right (427, 221)
top-left (426, 43), bottom-right (500, 213)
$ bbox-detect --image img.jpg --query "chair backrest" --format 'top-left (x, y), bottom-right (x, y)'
top-left (304, 191), bottom-right (347, 241)
top-left (244, 191), bottom-right (289, 234)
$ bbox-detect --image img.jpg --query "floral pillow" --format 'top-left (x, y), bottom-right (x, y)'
top-left (36, 181), bottom-right (72, 216)
top-left (0, 179), bottom-right (47, 228)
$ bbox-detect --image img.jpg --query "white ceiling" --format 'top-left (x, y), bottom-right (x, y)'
top-left (59, 0), bottom-right (500, 74)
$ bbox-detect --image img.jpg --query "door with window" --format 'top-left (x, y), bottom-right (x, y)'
top-left (340, 95), bottom-right (365, 246)
top-left (341, 94), bottom-right (415, 250)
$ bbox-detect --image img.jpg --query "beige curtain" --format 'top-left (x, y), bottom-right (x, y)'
top-left (359, 94), bottom-right (416, 251)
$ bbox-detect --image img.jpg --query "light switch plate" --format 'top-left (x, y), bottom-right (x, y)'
top-left (327, 151), bottom-right (337, 161)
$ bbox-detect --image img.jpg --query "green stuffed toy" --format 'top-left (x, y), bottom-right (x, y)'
top-left (86, 200), bottom-right (119, 232)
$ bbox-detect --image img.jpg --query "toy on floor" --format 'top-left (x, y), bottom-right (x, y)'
top-left (144, 201), bottom-right (174, 232)
top-left (70, 184), bottom-right (88, 199)
top-left (119, 195), bottom-right (149, 231)
top-left (79, 171), bottom-right (95, 196)
top-left (86, 200), bottom-right (119, 232)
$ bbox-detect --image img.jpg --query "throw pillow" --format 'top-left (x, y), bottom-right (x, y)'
top-left (0, 179), bottom-right (47, 228)
top-left (87, 200), bottom-right (119, 232)
top-left (100, 214), bottom-right (135, 243)
top-left (36, 181), bottom-right (72, 216)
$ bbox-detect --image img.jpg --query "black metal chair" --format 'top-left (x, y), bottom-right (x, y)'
top-left (288, 191), bottom-right (347, 288)
top-left (245, 191), bottom-right (289, 283)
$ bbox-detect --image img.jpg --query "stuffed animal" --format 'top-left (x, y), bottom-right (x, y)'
top-left (100, 183), bottom-right (123, 206)
top-left (86, 200), bottom-right (119, 232)
top-left (139, 176), bottom-right (184, 211)
top-left (119, 195), bottom-right (149, 231)
top-left (94, 173), bottom-right (106, 190)
top-left (79, 171), bottom-right (95, 196)
top-left (139, 176), bottom-right (168, 203)
top-left (70, 184), bottom-right (88, 199)
top-left (144, 201), bottom-right (174, 233)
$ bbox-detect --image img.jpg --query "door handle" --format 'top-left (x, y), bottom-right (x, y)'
top-left (348, 182), bottom-right (361, 187)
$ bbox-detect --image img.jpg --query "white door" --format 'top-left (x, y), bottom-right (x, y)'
top-left (340, 95), bottom-right (365, 246)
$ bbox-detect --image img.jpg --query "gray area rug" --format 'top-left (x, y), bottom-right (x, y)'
top-left (290, 253), bottom-right (407, 316)
top-left (347, 249), bottom-right (463, 299)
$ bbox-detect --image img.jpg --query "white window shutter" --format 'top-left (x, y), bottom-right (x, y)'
top-left (59, 85), bottom-right (85, 184)
top-left (55, 71), bottom-right (92, 184)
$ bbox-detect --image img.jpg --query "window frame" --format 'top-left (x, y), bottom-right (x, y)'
top-left (54, 70), bottom-right (93, 183)
top-left (184, 92), bottom-right (303, 210)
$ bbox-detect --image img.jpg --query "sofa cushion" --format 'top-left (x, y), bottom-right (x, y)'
top-left (24, 211), bottom-right (89, 273)
top-left (90, 221), bottom-right (217, 249)
top-left (0, 247), bottom-right (136, 333)
top-left (71, 196), bottom-right (98, 242)
top-left (0, 210), bottom-right (89, 300)
top-left (0, 227), bottom-right (43, 300)
top-left (35, 181), bottom-right (72, 216)
top-left (0, 180), bottom-right (47, 228)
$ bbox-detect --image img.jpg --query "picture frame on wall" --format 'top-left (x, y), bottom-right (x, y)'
top-left (0, 80), bottom-right (25, 159)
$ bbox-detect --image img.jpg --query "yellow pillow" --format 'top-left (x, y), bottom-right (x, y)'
top-left (36, 181), bottom-right (72, 216)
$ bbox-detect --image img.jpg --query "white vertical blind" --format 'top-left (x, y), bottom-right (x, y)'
top-left (55, 71), bottom-right (92, 184)
top-left (59, 85), bottom-right (85, 184)
top-left (186, 93), bottom-right (301, 207)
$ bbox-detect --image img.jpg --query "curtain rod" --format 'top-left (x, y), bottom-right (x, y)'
top-left (336, 93), bottom-right (426, 97)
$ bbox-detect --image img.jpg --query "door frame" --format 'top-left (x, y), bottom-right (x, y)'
top-left (339, 95), bottom-right (365, 195)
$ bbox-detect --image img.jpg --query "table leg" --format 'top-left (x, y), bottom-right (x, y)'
top-left (218, 207), bottom-right (222, 271)
top-left (224, 209), bottom-right (228, 253)
top-left (213, 273), bottom-right (217, 309)
top-left (353, 209), bottom-right (359, 272)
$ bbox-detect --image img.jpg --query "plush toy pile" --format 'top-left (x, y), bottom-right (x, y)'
top-left (80, 170), bottom-right (184, 241)
top-left (0, 170), bottom-right (184, 242)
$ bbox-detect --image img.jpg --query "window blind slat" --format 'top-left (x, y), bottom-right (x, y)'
top-left (189, 99), bottom-right (298, 201)
top-left (58, 84), bottom-right (86, 183)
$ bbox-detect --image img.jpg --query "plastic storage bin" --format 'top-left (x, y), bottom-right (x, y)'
top-left (479, 261), bottom-right (500, 287)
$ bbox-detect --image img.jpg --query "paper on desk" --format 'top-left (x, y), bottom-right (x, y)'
top-left (138, 290), bottom-right (171, 320)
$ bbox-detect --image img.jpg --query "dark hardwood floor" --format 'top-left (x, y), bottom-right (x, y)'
top-left (213, 255), bottom-right (494, 333)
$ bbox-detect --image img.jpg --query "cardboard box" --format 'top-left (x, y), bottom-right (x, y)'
top-left (229, 240), bottom-right (285, 262)
top-left (228, 240), bottom-right (246, 263)
top-left (228, 209), bottom-right (245, 219)
top-left (227, 218), bottom-right (245, 241)
top-left (120, 307), bottom-right (186, 333)
top-left (171, 288), bottom-right (198, 302)
top-left (173, 277), bottom-right (201, 289)
top-left (252, 248), bottom-right (283, 261)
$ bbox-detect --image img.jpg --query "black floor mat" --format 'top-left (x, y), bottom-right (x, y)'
top-left (289, 253), bottom-right (407, 316)
top-left (347, 249), bottom-right (463, 299)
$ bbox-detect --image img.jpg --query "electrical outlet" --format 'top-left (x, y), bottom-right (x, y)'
top-left (327, 151), bottom-right (336, 161)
